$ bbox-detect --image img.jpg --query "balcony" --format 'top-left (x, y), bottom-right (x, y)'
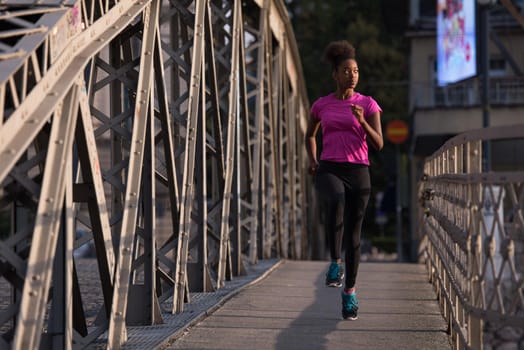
top-left (411, 77), bottom-right (524, 109)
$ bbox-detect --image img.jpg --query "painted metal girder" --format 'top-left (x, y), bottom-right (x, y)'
top-left (0, 0), bottom-right (312, 348)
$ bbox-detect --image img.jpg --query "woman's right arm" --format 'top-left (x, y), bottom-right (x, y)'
top-left (305, 114), bottom-right (321, 174)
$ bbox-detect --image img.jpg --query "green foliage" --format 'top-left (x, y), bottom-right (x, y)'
top-left (288, 0), bottom-right (411, 152)
top-left (348, 15), bottom-right (408, 118)
top-left (288, 0), bottom-right (410, 123)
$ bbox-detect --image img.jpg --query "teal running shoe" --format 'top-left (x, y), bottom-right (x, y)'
top-left (341, 291), bottom-right (358, 320)
top-left (325, 262), bottom-right (344, 287)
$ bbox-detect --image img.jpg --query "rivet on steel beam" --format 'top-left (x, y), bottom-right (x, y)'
top-left (32, 275), bottom-right (39, 281)
top-left (56, 140), bottom-right (64, 145)
top-left (46, 198), bottom-right (54, 203)
top-left (131, 192), bottom-right (137, 196)
top-left (28, 291), bottom-right (36, 297)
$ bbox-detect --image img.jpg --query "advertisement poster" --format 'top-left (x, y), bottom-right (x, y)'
top-left (437, 0), bottom-right (477, 86)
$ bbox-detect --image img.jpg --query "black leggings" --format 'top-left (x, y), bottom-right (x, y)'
top-left (315, 161), bottom-right (371, 289)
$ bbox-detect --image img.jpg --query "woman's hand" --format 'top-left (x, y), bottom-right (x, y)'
top-left (350, 104), bottom-right (365, 124)
top-left (308, 161), bottom-right (319, 175)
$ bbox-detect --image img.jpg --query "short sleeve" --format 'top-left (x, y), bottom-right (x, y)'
top-left (310, 98), bottom-right (322, 120)
top-left (365, 97), bottom-right (382, 118)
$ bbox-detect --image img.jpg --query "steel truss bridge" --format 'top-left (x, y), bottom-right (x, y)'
top-left (0, 0), bottom-right (312, 348)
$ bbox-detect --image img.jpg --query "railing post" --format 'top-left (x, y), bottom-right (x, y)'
top-left (467, 139), bottom-right (483, 350)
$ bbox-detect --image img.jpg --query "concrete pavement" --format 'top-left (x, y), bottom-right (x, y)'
top-left (160, 260), bottom-right (451, 350)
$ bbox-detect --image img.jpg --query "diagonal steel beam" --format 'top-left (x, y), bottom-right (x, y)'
top-left (76, 87), bottom-right (116, 316)
top-left (500, 0), bottom-right (524, 29)
top-left (13, 80), bottom-right (80, 350)
top-left (172, 0), bottom-right (206, 314)
top-left (107, 0), bottom-right (160, 346)
top-left (217, 0), bottom-right (241, 288)
top-left (0, 0), bottom-right (150, 184)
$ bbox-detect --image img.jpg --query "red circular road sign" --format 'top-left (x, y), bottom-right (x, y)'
top-left (385, 119), bottom-right (409, 144)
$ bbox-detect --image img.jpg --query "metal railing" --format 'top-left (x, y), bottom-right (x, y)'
top-left (418, 125), bottom-right (524, 349)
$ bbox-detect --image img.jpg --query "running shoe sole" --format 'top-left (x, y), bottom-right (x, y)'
top-left (327, 281), bottom-right (343, 288)
top-left (342, 308), bottom-right (358, 320)
top-left (342, 314), bottom-right (358, 321)
top-left (325, 272), bottom-right (344, 287)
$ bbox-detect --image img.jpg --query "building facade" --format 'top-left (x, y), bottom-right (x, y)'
top-left (407, 0), bottom-right (524, 259)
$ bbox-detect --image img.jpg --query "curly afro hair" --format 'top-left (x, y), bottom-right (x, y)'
top-left (322, 40), bottom-right (356, 71)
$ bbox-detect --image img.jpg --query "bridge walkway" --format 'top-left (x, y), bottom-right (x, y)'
top-left (158, 260), bottom-right (451, 350)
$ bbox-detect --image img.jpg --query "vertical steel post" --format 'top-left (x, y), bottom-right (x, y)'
top-left (480, 3), bottom-right (491, 172)
top-left (396, 144), bottom-right (403, 262)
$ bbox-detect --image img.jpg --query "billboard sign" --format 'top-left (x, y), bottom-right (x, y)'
top-left (436, 0), bottom-right (477, 86)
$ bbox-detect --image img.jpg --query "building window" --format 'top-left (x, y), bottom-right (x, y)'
top-left (490, 57), bottom-right (507, 77)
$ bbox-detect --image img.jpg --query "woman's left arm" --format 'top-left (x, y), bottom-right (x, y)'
top-left (351, 105), bottom-right (383, 150)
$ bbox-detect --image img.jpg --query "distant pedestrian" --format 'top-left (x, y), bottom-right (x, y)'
top-left (305, 40), bottom-right (383, 320)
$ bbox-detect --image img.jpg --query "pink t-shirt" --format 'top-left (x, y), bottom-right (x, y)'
top-left (310, 92), bottom-right (382, 165)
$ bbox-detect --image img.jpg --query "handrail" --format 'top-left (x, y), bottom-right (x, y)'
top-left (418, 124), bottom-right (524, 349)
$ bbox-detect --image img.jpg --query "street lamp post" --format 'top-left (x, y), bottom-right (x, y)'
top-left (478, 0), bottom-right (495, 171)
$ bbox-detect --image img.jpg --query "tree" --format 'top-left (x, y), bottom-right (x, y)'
top-left (288, 0), bottom-right (409, 121)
